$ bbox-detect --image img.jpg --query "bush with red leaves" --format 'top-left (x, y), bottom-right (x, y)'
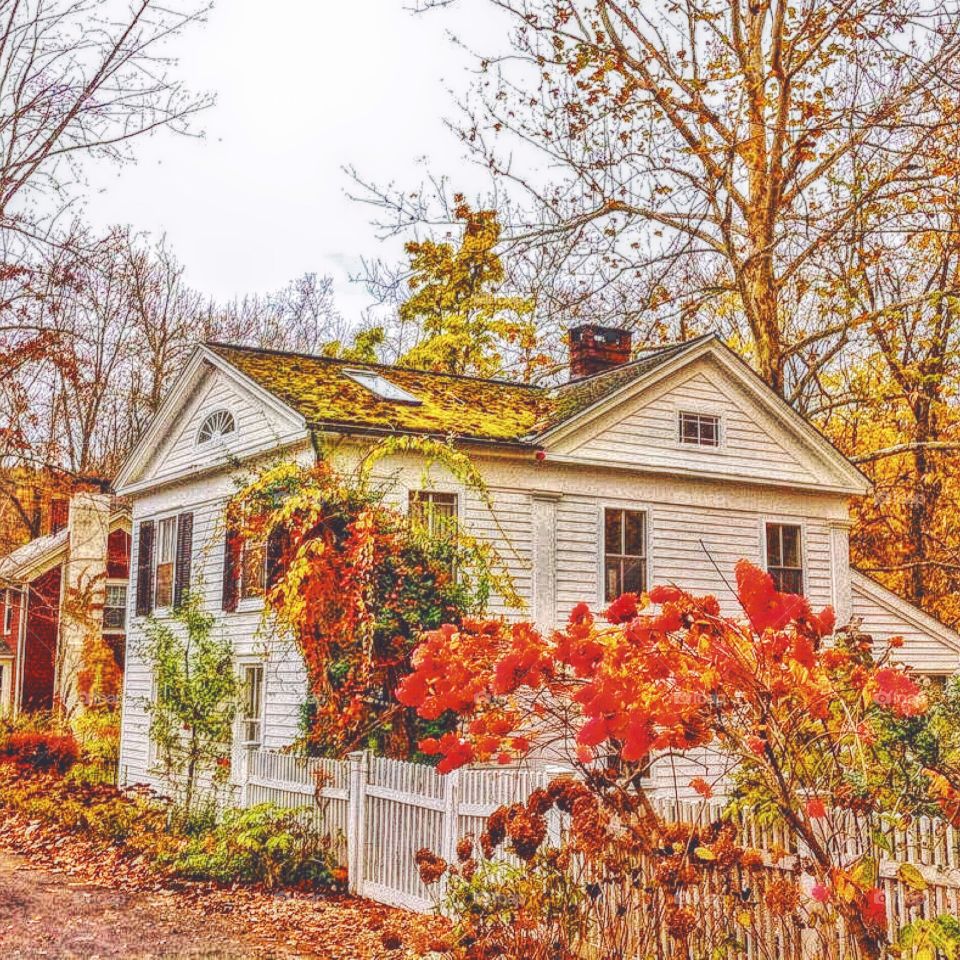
top-left (0, 731), bottom-right (79, 774)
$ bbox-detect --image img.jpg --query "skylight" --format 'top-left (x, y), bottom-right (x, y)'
top-left (344, 369), bottom-right (422, 404)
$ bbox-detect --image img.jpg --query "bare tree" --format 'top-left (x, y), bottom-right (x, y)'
top-left (0, 0), bottom-right (212, 240)
top-left (358, 0), bottom-right (960, 400)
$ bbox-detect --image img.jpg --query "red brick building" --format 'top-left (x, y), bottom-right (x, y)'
top-left (0, 493), bottom-right (131, 716)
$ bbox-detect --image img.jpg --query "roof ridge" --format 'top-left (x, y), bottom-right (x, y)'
top-left (205, 341), bottom-right (544, 390)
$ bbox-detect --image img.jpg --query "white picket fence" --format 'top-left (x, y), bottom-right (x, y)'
top-left (236, 747), bottom-right (960, 942)
top-left (238, 746), bottom-right (555, 911)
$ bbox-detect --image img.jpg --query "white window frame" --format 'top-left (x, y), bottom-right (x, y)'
top-left (2, 588), bottom-right (12, 636)
top-left (103, 580), bottom-right (128, 634)
top-left (677, 410), bottom-right (722, 449)
top-left (409, 490), bottom-right (461, 537)
top-left (598, 503), bottom-right (652, 605)
top-left (153, 515), bottom-right (179, 613)
top-left (761, 519), bottom-right (806, 595)
top-left (196, 408), bottom-right (237, 446)
top-left (238, 661), bottom-right (266, 748)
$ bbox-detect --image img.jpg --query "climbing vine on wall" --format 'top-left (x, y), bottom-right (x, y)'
top-left (230, 442), bottom-right (517, 759)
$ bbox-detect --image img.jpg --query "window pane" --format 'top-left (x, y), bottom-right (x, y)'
top-left (624, 511), bottom-right (645, 557)
top-left (240, 540), bottom-right (266, 599)
top-left (766, 524), bottom-right (782, 568)
top-left (623, 558), bottom-right (646, 594)
top-left (771, 567), bottom-right (803, 594)
top-left (699, 417), bottom-right (718, 446)
top-left (604, 509), bottom-right (622, 557)
top-left (155, 563), bottom-right (173, 608)
top-left (604, 558), bottom-right (623, 602)
top-left (780, 525), bottom-right (801, 568)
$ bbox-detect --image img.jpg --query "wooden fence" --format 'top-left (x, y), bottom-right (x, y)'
top-left (236, 747), bottom-right (960, 945)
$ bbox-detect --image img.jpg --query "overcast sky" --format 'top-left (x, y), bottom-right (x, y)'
top-left (83, 0), bottom-right (503, 326)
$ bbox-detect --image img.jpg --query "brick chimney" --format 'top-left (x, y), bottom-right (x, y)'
top-left (568, 324), bottom-right (633, 379)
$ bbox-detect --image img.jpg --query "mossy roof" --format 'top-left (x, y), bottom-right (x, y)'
top-left (208, 338), bottom-right (708, 446)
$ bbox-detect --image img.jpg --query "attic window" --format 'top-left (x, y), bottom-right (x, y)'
top-left (197, 410), bottom-right (236, 444)
top-left (344, 369), bottom-right (421, 404)
top-left (678, 411), bottom-right (720, 447)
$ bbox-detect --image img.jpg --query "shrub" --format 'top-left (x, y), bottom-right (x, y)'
top-left (0, 769), bottom-right (170, 847)
top-left (161, 802), bottom-right (339, 890)
top-left (72, 708), bottom-right (120, 779)
top-left (0, 730), bottom-right (79, 774)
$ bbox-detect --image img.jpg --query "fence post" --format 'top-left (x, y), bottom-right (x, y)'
top-left (347, 750), bottom-right (368, 896)
top-left (441, 768), bottom-right (461, 864)
top-left (545, 765), bottom-right (574, 847)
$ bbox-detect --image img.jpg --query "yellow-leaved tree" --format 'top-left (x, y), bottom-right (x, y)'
top-left (399, 200), bottom-right (546, 381)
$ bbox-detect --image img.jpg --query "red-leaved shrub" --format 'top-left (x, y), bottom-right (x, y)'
top-left (0, 731), bottom-right (79, 774)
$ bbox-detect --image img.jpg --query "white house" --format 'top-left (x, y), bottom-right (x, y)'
top-left (113, 326), bottom-right (960, 792)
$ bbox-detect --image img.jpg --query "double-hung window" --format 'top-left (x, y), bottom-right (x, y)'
top-left (766, 523), bottom-right (803, 593)
top-left (409, 491), bottom-right (458, 538)
top-left (410, 492), bottom-right (458, 576)
top-left (603, 508), bottom-right (647, 602)
top-left (154, 517), bottom-right (178, 610)
top-left (240, 664), bottom-right (265, 746)
top-left (103, 583), bottom-right (127, 631)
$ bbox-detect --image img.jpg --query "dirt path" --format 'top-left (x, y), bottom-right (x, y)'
top-left (0, 851), bottom-right (294, 959)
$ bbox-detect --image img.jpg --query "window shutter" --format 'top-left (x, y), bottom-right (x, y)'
top-left (135, 520), bottom-right (155, 617)
top-left (221, 519), bottom-right (241, 612)
top-left (173, 512), bottom-right (194, 611)
top-left (266, 527), bottom-right (290, 589)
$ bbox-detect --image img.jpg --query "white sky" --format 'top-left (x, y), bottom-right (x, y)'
top-left (83, 0), bottom-right (503, 326)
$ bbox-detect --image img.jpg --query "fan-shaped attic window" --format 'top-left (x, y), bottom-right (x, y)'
top-left (197, 409), bottom-right (236, 445)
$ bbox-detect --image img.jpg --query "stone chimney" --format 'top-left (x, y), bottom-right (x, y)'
top-left (57, 491), bottom-right (111, 714)
top-left (568, 324), bottom-right (633, 379)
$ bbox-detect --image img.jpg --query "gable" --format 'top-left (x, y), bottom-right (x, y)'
top-left (851, 572), bottom-right (960, 674)
top-left (117, 354), bottom-right (308, 494)
top-left (552, 355), bottom-right (836, 489)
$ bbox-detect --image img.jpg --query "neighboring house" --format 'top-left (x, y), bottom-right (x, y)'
top-left (112, 327), bottom-right (960, 792)
top-left (0, 492), bottom-right (131, 716)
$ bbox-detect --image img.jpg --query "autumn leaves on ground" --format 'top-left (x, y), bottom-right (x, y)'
top-left (0, 803), bottom-right (439, 960)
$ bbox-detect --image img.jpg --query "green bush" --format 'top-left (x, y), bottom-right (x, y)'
top-left (161, 802), bottom-right (337, 889)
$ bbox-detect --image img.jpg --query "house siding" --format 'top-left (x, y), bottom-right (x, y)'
top-left (851, 575), bottom-right (960, 674)
top-left (142, 365), bottom-right (305, 488)
top-left (565, 359), bottom-right (819, 486)
top-left (116, 350), bottom-right (960, 800)
top-left (119, 444), bottom-right (314, 790)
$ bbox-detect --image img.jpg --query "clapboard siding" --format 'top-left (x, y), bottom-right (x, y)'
top-left (119, 449), bottom-right (313, 789)
top-left (569, 363), bottom-right (818, 486)
top-left (145, 367), bottom-right (303, 484)
top-left (117, 351), bottom-right (960, 796)
top-left (851, 574), bottom-right (960, 674)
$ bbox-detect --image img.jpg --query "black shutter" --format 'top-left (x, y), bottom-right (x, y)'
top-left (221, 519), bottom-right (240, 612)
top-left (173, 512), bottom-right (194, 611)
top-left (135, 520), bottom-right (155, 617)
top-left (266, 526), bottom-right (290, 589)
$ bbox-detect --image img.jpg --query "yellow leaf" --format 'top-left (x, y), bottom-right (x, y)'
top-left (694, 846), bottom-right (716, 861)
top-left (897, 862), bottom-right (928, 891)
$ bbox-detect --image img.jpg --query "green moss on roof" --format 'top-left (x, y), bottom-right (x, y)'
top-left (208, 343), bottom-right (550, 443)
top-left (208, 337), bottom-right (709, 445)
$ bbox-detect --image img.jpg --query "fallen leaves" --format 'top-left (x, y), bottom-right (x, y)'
top-left (0, 811), bottom-right (447, 959)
